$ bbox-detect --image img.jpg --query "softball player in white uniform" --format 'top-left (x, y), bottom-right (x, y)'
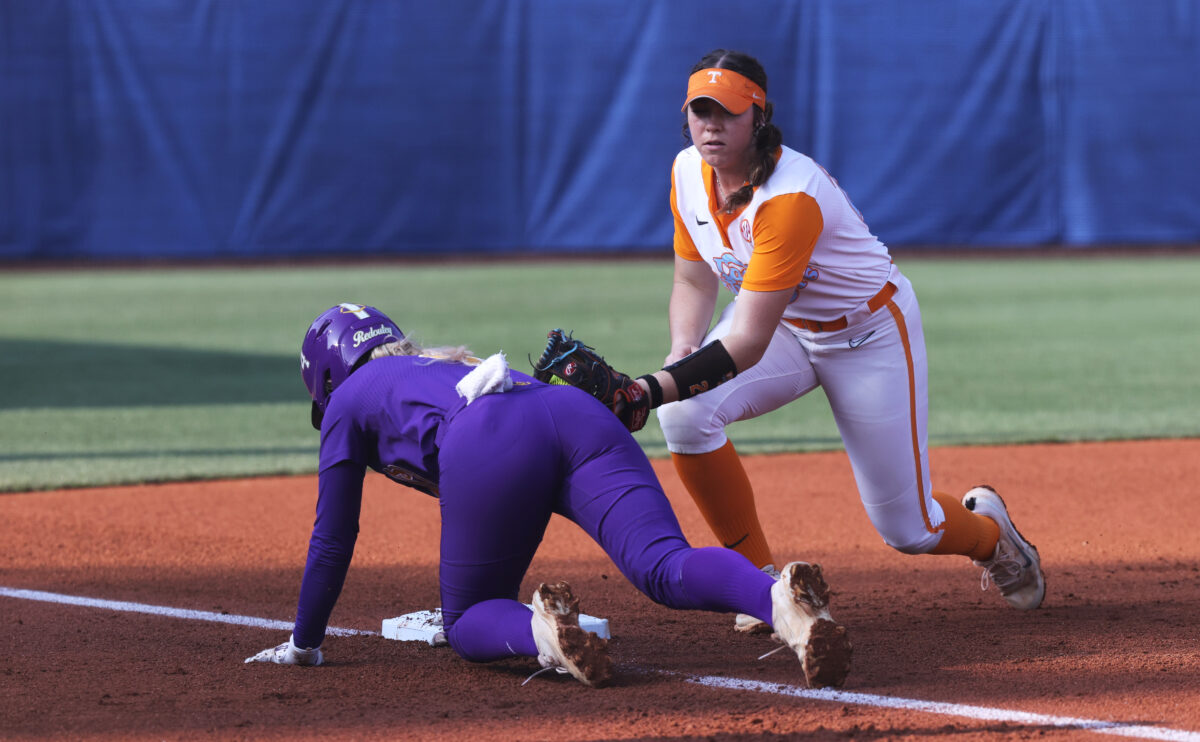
top-left (622, 50), bottom-right (1045, 632)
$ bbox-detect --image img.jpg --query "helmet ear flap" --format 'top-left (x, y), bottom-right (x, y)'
top-left (323, 373), bottom-right (334, 397)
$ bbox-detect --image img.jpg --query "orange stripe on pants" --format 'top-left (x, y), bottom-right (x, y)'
top-left (884, 299), bottom-right (940, 535)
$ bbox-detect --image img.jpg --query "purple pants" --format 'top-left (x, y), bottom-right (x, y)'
top-left (437, 385), bottom-right (775, 662)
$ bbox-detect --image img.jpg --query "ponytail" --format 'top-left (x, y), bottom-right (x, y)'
top-left (722, 103), bottom-right (782, 213)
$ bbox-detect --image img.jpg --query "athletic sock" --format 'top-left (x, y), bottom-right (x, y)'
top-left (677, 546), bottom-right (776, 623)
top-left (928, 491), bottom-right (1001, 560)
top-left (671, 439), bottom-right (776, 568)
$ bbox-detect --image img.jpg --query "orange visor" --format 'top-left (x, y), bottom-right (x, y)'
top-left (682, 68), bottom-right (766, 115)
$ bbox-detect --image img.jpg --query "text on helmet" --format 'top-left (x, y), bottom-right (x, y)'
top-left (353, 325), bottom-right (394, 348)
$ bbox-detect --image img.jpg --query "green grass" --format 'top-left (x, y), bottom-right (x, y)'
top-left (1, 256), bottom-right (1197, 491)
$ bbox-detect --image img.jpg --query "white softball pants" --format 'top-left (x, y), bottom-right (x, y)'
top-left (656, 271), bottom-right (947, 555)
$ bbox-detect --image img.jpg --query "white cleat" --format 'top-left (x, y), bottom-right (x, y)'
top-left (963, 485), bottom-right (1046, 610)
top-left (529, 581), bottom-right (613, 688)
top-left (769, 561), bottom-right (852, 688)
top-left (735, 563), bottom-right (781, 634)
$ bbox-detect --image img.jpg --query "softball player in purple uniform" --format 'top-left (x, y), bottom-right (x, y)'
top-left (245, 303), bottom-right (853, 688)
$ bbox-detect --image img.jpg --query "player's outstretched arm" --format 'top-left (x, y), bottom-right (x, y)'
top-left (246, 463), bottom-right (364, 666)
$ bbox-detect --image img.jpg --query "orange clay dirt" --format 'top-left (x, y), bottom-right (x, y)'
top-left (2, 438), bottom-right (1199, 741)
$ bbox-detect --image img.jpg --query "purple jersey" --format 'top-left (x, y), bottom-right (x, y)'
top-left (290, 354), bottom-right (776, 653)
top-left (292, 356), bottom-right (544, 647)
top-left (319, 355), bottom-right (541, 497)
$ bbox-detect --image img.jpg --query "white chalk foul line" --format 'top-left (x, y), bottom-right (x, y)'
top-left (0, 586), bottom-right (376, 637)
top-left (3, 586), bottom-right (1197, 741)
top-left (685, 676), bottom-right (1200, 742)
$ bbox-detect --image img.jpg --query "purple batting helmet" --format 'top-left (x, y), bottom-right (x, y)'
top-left (301, 303), bottom-right (404, 429)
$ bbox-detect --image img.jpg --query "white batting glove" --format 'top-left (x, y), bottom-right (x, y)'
top-left (244, 635), bottom-right (324, 666)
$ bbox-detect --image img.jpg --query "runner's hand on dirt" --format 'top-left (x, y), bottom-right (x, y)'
top-left (244, 635), bottom-right (323, 666)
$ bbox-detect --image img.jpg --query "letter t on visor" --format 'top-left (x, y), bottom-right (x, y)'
top-left (682, 68), bottom-right (766, 115)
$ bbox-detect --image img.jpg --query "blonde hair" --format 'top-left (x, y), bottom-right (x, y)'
top-left (368, 338), bottom-right (480, 365)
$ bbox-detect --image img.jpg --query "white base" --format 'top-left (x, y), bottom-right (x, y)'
top-left (382, 606), bottom-right (611, 646)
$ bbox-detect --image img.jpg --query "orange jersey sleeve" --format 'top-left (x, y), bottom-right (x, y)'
top-left (671, 168), bottom-right (703, 261)
top-left (742, 192), bottom-right (823, 292)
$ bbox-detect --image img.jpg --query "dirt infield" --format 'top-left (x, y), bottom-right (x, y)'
top-left (3, 439), bottom-right (1198, 741)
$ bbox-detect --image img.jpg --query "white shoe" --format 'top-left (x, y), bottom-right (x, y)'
top-left (769, 562), bottom-right (852, 688)
top-left (734, 564), bottom-right (780, 634)
top-left (963, 486), bottom-right (1046, 610)
top-left (530, 581), bottom-right (613, 688)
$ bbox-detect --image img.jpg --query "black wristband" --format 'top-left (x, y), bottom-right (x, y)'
top-left (663, 340), bottom-right (738, 400)
top-left (637, 374), bottom-right (664, 408)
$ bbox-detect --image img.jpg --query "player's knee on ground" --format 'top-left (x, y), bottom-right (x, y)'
top-left (442, 622), bottom-right (484, 662)
top-left (657, 398), bottom-right (726, 453)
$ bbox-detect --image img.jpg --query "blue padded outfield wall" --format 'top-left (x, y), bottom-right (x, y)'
top-left (3, 0), bottom-right (1199, 260)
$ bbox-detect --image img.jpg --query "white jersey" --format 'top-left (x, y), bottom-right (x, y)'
top-left (664, 144), bottom-right (947, 555)
top-left (671, 144), bottom-right (894, 322)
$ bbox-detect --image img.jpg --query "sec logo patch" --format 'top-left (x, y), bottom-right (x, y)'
top-left (739, 219), bottom-right (752, 242)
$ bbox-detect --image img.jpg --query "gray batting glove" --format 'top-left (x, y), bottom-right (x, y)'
top-left (244, 634), bottom-right (324, 666)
